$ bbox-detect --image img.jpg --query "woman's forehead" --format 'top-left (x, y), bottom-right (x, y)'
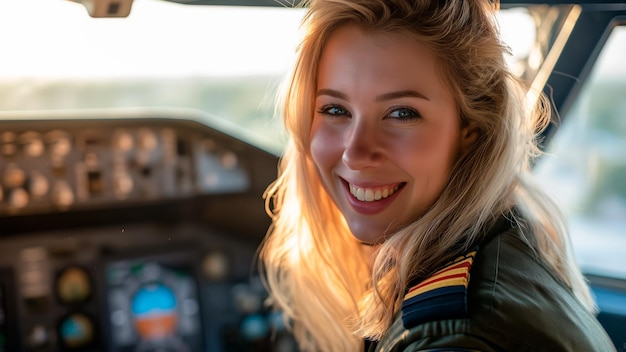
top-left (317, 25), bottom-right (452, 103)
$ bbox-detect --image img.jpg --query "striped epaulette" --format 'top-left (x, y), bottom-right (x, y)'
top-left (401, 250), bottom-right (477, 329)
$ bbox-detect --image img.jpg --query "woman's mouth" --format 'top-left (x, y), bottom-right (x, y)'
top-left (348, 183), bottom-right (403, 202)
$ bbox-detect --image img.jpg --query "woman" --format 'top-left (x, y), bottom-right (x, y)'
top-left (259, 0), bottom-right (615, 351)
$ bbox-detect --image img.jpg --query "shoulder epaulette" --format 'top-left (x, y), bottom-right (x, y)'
top-left (401, 250), bottom-right (477, 329)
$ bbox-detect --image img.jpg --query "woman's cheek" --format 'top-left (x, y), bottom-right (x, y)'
top-left (310, 122), bottom-right (343, 170)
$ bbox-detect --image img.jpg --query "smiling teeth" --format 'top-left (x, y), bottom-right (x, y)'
top-left (349, 184), bottom-right (400, 202)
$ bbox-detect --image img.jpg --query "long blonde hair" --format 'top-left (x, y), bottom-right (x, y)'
top-left (259, 0), bottom-right (594, 351)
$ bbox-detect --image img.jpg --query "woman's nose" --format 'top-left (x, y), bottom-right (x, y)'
top-left (341, 119), bottom-right (384, 170)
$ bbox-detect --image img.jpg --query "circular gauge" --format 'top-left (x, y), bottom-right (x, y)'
top-left (3, 163), bottom-right (26, 188)
top-left (0, 132), bottom-right (17, 157)
top-left (8, 188), bottom-right (29, 209)
top-left (20, 131), bottom-right (45, 157)
top-left (55, 266), bottom-right (92, 305)
top-left (29, 171), bottom-right (50, 198)
top-left (57, 312), bottom-right (95, 349)
top-left (201, 251), bottom-right (230, 281)
top-left (240, 314), bottom-right (269, 341)
top-left (52, 181), bottom-right (74, 208)
top-left (137, 128), bottom-right (158, 151)
top-left (46, 130), bottom-right (72, 157)
top-left (112, 129), bottom-right (134, 152)
top-left (131, 283), bottom-right (178, 340)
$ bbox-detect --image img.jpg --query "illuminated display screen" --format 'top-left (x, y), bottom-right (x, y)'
top-left (106, 259), bottom-right (202, 351)
top-left (58, 312), bottom-right (96, 349)
top-left (56, 266), bottom-right (92, 305)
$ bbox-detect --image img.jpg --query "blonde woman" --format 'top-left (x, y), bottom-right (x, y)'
top-left (259, 0), bottom-right (615, 351)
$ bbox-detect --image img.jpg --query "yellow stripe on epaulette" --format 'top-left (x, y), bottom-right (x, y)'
top-left (401, 250), bottom-right (478, 329)
top-left (405, 255), bottom-right (474, 300)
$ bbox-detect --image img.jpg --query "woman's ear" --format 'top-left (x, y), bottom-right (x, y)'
top-left (460, 123), bottom-right (480, 151)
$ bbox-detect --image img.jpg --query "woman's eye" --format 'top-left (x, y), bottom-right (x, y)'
top-left (317, 105), bottom-right (350, 117)
top-left (388, 108), bottom-right (420, 121)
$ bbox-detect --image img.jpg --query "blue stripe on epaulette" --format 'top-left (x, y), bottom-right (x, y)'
top-left (401, 288), bottom-right (466, 328)
top-left (401, 250), bottom-right (477, 329)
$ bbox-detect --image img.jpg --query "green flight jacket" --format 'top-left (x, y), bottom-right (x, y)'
top-left (369, 217), bottom-right (616, 352)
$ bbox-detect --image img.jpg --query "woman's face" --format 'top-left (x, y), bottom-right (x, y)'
top-left (310, 25), bottom-right (473, 244)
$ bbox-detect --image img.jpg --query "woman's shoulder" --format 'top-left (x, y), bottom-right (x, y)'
top-left (374, 221), bottom-right (615, 352)
top-left (466, 227), bottom-right (613, 350)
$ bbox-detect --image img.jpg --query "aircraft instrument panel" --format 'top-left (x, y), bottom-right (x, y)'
top-left (0, 110), bottom-right (295, 352)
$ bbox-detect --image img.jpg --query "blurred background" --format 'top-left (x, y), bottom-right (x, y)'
top-left (0, 0), bottom-right (624, 350)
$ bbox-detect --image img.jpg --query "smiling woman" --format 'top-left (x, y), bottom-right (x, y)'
top-left (310, 24), bottom-right (474, 244)
top-left (0, 1), bottom-right (622, 351)
top-left (258, 1), bottom-right (616, 351)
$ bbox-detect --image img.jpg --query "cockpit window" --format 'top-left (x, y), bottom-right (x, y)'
top-left (0, 0), bottom-right (540, 152)
top-left (0, 0), bottom-right (304, 79)
top-left (535, 26), bottom-right (626, 279)
top-left (0, 0), bottom-right (306, 151)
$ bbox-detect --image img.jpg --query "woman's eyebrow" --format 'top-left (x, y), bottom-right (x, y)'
top-left (376, 90), bottom-right (429, 102)
top-left (316, 88), bottom-right (348, 100)
top-left (315, 88), bottom-right (429, 102)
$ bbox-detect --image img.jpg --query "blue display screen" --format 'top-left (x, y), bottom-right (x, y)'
top-left (105, 260), bottom-right (202, 351)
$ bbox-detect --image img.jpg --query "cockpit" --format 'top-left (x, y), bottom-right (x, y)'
top-left (0, 0), bottom-right (625, 351)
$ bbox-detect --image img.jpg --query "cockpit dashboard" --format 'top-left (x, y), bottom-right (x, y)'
top-left (0, 110), bottom-right (291, 351)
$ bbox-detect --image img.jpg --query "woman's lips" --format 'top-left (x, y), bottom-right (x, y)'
top-left (341, 179), bottom-right (405, 215)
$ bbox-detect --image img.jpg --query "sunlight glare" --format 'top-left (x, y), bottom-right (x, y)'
top-left (0, 0), bottom-right (305, 79)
